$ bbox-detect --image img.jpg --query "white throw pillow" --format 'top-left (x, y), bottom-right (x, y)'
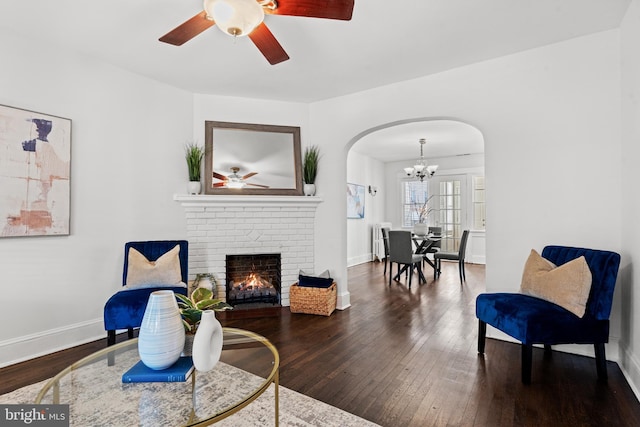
top-left (520, 249), bottom-right (592, 317)
top-left (123, 245), bottom-right (183, 290)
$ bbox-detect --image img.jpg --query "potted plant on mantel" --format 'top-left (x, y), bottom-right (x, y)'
top-left (185, 142), bottom-right (204, 195)
top-left (176, 287), bottom-right (232, 356)
top-left (303, 145), bottom-right (319, 196)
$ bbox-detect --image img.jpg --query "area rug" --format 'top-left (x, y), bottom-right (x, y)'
top-left (0, 357), bottom-right (379, 427)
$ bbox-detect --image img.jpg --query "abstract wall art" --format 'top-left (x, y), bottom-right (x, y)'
top-left (0, 105), bottom-right (71, 237)
top-left (347, 183), bottom-right (365, 219)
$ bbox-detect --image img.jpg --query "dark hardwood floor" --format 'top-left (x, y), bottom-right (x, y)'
top-left (3, 261), bottom-right (640, 426)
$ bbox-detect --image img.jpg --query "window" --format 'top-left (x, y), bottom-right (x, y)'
top-left (402, 180), bottom-right (430, 227)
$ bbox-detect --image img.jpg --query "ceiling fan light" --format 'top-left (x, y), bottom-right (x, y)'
top-left (204, 0), bottom-right (265, 37)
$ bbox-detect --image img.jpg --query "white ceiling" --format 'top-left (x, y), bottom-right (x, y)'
top-left (0, 0), bottom-right (630, 161)
top-left (0, 0), bottom-right (629, 104)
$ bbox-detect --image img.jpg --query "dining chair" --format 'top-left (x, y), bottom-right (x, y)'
top-left (434, 229), bottom-right (470, 282)
top-left (389, 230), bottom-right (425, 288)
top-left (381, 227), bottom-right (390, 275)
top-left (423, 226), bottom-right (442, 264)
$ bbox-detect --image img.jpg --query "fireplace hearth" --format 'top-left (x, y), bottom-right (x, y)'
top-left (226, 254), bottom-right (281, 308)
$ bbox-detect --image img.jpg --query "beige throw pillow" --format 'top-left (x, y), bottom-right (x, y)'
top-left (520, 249), bottom-right (592, 318)
top-left (124, 244), bottom-right (183, 289)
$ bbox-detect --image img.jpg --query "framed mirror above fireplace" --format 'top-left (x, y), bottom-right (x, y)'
top-left (204, 121), bottom-right (303, 196)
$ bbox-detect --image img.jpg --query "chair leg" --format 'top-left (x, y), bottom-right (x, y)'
top-left (384, 257), bottom-right (387, 275)
top-left (389, 262), bottom-right (393, 286)
top-left (107, 330), bottom-right (116, 346)
top-left (478, 320), bottom-right (487, 354)
top-left (522, 344), bottom-right (533, 384)
top-left (408, 264), bottom-right (413, 288)
top-left (461, 260), bottom-right (466, 281)
top-left (458, 260), bottom-right (463, 283)
top-left (128, 328), bottom-right (134, 339)
top-left (595, 343), bottom-right (608, 381)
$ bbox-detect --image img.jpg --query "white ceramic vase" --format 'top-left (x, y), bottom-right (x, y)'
top-left (187, 181), bottom-right (201, 195)
top-left (413, 222), bottom-right (429, 236)
top-left (138, 290), bottom-right (185, 370)
top-left (192, 310), bottom-right (223, 372)
top-left (303, 183), bottom-right (316, 196)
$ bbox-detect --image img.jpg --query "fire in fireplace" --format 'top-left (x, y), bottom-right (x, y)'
top-left (226, 253), bottom-right (281, 307)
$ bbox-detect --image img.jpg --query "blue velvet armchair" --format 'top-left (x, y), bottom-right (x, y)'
top-left (476, 245), bottom-right (620, 384)
top-left (103, 240), bottom-right (189, 346)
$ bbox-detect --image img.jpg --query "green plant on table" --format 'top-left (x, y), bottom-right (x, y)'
top-left (185, 142), bottom-right (204, 182)
top-left (176, 288), bottom-right (232, 334)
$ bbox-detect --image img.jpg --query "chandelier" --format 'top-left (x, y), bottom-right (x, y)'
top-left (404, 138), bottom-right (438, 181)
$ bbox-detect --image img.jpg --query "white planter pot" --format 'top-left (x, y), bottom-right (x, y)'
top-left (187, 181), bottom-right (201, 195)
top-left (303, 183), bottom-right (316, 196)
top-left (192, 310), bottom-right (223, 372)
top-left (138, 290), bottom-right (185, 370)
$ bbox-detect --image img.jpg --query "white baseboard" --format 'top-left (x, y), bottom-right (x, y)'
top-left (337, 290), bottom-right (351, 310)
top-left (347, 254), bottom-right (373, 267)
top-left (0, 319), bottom-right (106, 368)
top-left (618, 342), bottom-right (640, 402)
top-left (486, 328), bottom-right (620, 361)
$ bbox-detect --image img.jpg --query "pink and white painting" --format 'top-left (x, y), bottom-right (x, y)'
top-left (0, 105), bottom-right (71, 237)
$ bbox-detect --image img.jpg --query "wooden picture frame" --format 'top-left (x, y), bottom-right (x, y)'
top-left (0, 104), bottom-right (71, 237)
top-left (204, 121), bottom-right (303, 196)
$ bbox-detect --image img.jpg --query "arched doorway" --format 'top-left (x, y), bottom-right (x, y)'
top-left (345, 118), bottom-right (486, 279)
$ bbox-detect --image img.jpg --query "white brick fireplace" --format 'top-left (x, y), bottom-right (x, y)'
top-left (174, 195), bottom-right (322, 306)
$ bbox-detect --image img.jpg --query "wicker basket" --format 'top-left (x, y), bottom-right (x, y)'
top-left (289, 282), bottom-right (337, 316)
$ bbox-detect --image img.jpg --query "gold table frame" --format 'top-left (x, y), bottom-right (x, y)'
top-left (36, 327), bottom-right (279, 426)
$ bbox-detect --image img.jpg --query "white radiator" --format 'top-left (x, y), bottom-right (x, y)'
top-left (372, 222), bottom-right (392, 261)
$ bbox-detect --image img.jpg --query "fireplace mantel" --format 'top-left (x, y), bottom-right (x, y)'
top-left (174, 194), bottom-right (322, 208)
top-left (174, 194), bottom-right (322, 307)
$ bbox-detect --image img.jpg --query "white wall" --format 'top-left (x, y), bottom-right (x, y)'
top-left (620, 0), bottom-right (640, 395)
top-left (346, 150), bottom-right (385, 266)
top-left (309, 29), bottom-right (622, 343)
top-left (1, 19), bottom-right (636, 397)
top-left (0, 30), bottom-right (193, 366)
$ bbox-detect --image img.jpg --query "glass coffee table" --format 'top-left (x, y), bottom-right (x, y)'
top-left (36, 328), bottom-right (279, 426)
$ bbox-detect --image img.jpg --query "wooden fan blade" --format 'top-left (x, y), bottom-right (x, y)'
top-left (265, 0), bottom-right (354, 21)
top-left (246, 183), bottom-right (270, 188)
top-left (213, 182), bottom-right (227, 188)
top-left (242, 172), bottom-right (258, 179)
top-left (159, 11), bottom-right (215, 46)
top-left (248, 23), bottom-right (289, 65)
top-left (212, 171), bottom-right (228, 181)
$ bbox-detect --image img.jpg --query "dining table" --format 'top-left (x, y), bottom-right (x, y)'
top-left (392, 233), bottom-right (442, 283)
top-left (412, 233), bottom-right (443, 271)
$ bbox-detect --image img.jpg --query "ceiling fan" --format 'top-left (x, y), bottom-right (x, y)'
top-left (213, 167), bottom-right (269, 188)
top-left (159, 0), bottom-right (355, 65)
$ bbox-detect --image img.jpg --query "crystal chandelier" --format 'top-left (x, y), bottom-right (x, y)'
top-left (404, 138), bottom-right (438, 181)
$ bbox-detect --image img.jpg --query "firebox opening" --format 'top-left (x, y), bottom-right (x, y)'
top-left (226, 253), bottom-right (281, 309)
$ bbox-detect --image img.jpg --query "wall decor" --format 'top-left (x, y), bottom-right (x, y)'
top-left (347, 183), bottom-right (365, 219)
top-left (204, 121), bottom-right (303, 196)
top-left (0, 105), bottom-right (71, 237)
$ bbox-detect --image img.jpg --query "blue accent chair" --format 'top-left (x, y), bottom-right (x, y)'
top-left (476, 245), bottom-right (620, 384)
top-left (103, 240), bottom-right (189, 346)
